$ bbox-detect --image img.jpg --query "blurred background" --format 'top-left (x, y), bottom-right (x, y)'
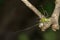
top-left (0, 0), bottom-right (60, 40)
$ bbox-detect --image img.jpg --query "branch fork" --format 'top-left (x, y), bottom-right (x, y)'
top-left (21, 0), bottom-right (60, 31)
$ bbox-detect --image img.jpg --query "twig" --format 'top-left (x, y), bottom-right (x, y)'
top-left (21, 0), bottom-right (60, 31)
top-left (21, 0), bottom-right (45, 18)
top-left (51, 0), bottom-right (60, 31)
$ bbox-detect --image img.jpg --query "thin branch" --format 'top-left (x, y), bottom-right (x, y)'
top-left (51, 0), bottom-right (60, 31)
top-left (21, 0), bottom-right (60, 31)
top-left (21, 0), bottom-right (45, 18)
